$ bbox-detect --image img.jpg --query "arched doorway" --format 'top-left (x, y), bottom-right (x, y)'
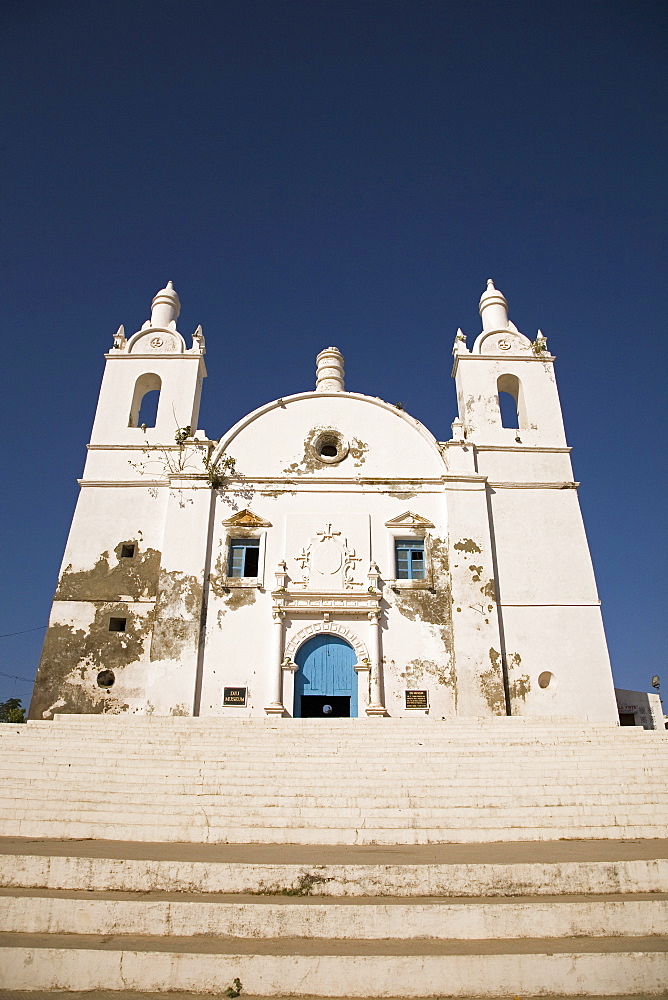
top-left (294, 634), bottom-right (358, 718)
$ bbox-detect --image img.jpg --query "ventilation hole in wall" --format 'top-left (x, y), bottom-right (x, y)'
top-left (317, 434), bottom-right (341, 458)
top-left (538, 671), bottom-right (553, 689)
top-left (120, 543), bottom-right (136, 558)
top-left (97, 670), bottom-right (115, 688)
top-left (109, 617), bottom-right (127, 632)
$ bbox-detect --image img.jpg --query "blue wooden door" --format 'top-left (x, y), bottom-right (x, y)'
top-left (294, 635), bottom-right (358, 717)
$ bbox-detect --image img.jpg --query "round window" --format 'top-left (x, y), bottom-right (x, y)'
top-left (97, 669), bottom-right (116, 689)
top-left (310, 430), bottom-right (349, 465)
top-left (538, 671), bottom-right (554, 690)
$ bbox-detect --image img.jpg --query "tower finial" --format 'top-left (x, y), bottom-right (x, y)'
top-left (315, 346), bottom-right (345, 392)
top-left (150, 281), bottom-right (181, 330)
top-left (479, 278), bottom-right (509, 333)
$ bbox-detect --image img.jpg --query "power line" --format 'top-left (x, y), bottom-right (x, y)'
top-left (0, 670), bottom-right (34, 683)
top-left (0, 625), bottom-right (48, 639)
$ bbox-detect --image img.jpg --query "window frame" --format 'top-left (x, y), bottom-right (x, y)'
top-left (386, 531), bottom-right (432, 589)
top-left (223, 531), bottom-right (267, 589)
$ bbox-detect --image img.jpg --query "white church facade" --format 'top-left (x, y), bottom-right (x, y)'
top-left (30, 280), bottom-right (619, 723)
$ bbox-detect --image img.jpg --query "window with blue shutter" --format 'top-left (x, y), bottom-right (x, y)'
top-left (395, 539), bottom-right (426, 580)
top-left (228, 538), bottom-right (260, 577)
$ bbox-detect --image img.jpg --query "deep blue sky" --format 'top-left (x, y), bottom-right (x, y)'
top-left (1, 0), bottom-right (666, 709)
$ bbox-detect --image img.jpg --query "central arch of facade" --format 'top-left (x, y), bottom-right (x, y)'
top-left (285, 621), bottom-right (369, 664)
top-left (281, 621), bottom-right (372, 718)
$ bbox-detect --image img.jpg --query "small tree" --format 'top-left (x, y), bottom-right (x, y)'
top-left (0, 698), bottom-right (26, 723)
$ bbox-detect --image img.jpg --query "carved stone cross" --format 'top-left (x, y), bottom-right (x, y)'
top-left (317, 523), bottom-right (341, 541)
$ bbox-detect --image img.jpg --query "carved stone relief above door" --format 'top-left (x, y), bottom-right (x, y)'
top-left (287, 514), bottom-right (370, 591)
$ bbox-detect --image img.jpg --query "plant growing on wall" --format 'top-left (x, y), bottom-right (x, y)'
top-left (130, 425), bottom-right (237, 492)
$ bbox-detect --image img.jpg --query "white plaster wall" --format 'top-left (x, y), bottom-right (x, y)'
top-left (489, 487), bottom-right (600, 605)
top-left (616, 688), bottom-right (665, 730)
top-left (444, 482), bottom-right (505, 716)
top-left (57, 486), bottom-right (168, 578)
top-left (82, 442), bottom-right (211, 484)
top-left (146, 483), bottom-right (214, 717)
top-left (213, 392), bottom-right (445, 481)
top-left (502, 605), bottom-right (618, 722)
top-left (474, 448), bottom-right (574, 484)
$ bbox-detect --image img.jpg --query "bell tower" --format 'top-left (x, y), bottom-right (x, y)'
top-left (30, 283), bottom-right (212, 722)
top-left (452, 279), bottom-right (566, 449)
top-left (447, 281), bottom-right (618, 722)
top-left (89, 281), bottom-right (207, 448)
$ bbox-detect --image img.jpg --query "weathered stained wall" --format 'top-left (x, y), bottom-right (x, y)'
top-left (30, 487), bottom-right (168, 720)
top-left (31, 283), bottom-right (619, 725)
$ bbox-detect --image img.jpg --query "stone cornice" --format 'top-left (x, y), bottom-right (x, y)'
top-left (474, 444), bottom-right (572, 453)
top-left (451, 352), bottom-right (555, 377)
top-left (103, 352), bottom-right (205, 362)
top-left (488, 481), bottom-right (580, 489)
top-left (87, 441), bottom-right (216, 450)
top-left (272, 588), bottom-right (382, 618)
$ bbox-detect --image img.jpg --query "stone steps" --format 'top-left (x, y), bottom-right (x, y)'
top-left (2, 822), bottom-right (664, 845)
top-left (3, 887), bottom-right (668, 939)
top-left (2, 718), bottom-right (668, 994)
top-left (2, 801), bottom-right (666, 821)
top-left (3, 783), bottom-right (668, 817)
top-left (1, 929), bottom-right (666, 996)
top-left (2, 717), bottom-right (667, 845)
top-left (3, 843), bottom-right (666, 895)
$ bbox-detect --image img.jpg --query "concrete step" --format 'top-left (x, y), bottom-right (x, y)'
top-left (2, 821), bottom-right (663, 844)
top-left (2, 796), bottom-right (668, 831)
top-left (3, 839), bottom-right (666, 896)
top-left (2, 887), bottom-right (667, 940)
top-left (2, 838), bottom-right (666, 995)
top-left (1, 931), bottom-right (666, 996)
top-left (5, 785), bottom-right (667, 807)
top-left (0, 993), bottom-right (664, 1000)
top-left (3, 804), bottom-right (666, 828)
top-left (2, 717), bottom-right (667, 844)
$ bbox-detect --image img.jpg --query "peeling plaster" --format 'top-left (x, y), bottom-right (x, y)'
top-left (348, 437), bottom-right (369, 467)
top-left (393, 536), bottom-right (455, 698)
top-left (453, 539), bottom-right (482, 554)
top-left (400, 657), bottom-right (455, 690)
top-left (55, 545), bottom-right (161, 602)
top-left (508, 653), bottom-right (530, 703)
top-left (480, 648), bottom-right (507, 716)
top-left (30, 603), bottom-right (149, 719)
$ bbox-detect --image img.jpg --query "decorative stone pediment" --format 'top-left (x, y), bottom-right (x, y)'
top-left (384, 512), bottom-right (434, 529)
top-left (126, 328), bottom-right (186, 355)
top-left (222, 509), bottom-right (272, 528)
top-left (472, 328), bottom-right (532, 356)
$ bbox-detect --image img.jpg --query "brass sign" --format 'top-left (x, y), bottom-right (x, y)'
top-left (405, 689), bottom-right (428, 710)
top-left (223, 687), bottom-right (247, 707)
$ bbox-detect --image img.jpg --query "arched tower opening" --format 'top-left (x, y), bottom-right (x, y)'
top-left (129, 373), bottom-right (162, 428)
top-left (497, 373), bottom-right (527, 430)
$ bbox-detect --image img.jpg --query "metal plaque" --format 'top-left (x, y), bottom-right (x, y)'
top-left (223, 687), bottom-right (247, 707)
top-left (405, 689), bottom-right (428, 710)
